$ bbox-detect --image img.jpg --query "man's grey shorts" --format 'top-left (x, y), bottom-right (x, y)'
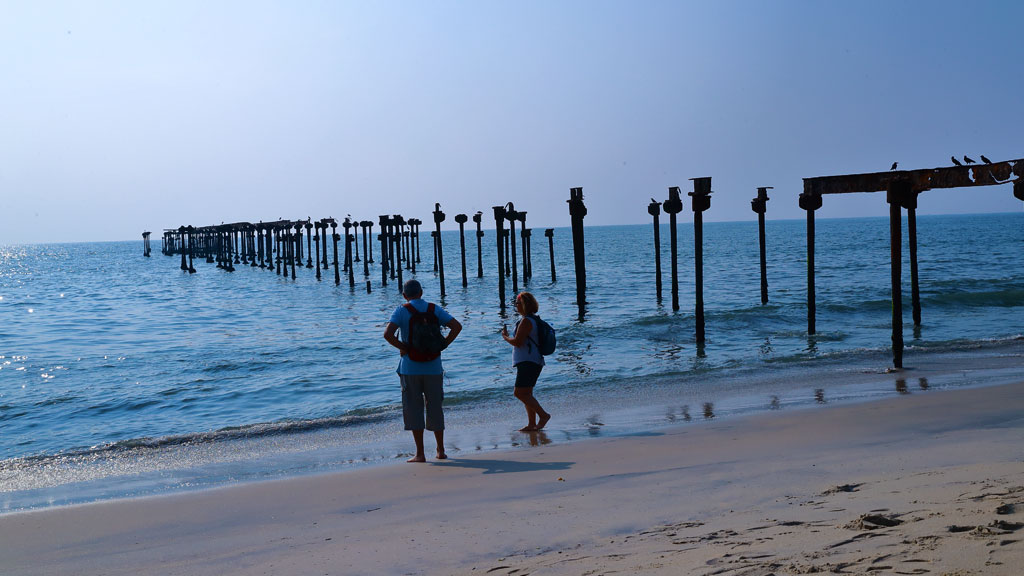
top-left (400, 373), bottom-right (444, 431)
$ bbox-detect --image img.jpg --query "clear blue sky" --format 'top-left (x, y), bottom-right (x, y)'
top-left (2, 1), bottom-right (1021, 243)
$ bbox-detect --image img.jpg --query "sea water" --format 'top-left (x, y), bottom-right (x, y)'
top-left (1, 213), bottom-right (1022, 510)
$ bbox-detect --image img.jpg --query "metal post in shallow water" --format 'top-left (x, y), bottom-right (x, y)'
top-left (401, 218), bottom-right (413, 274)
top-left (567, 188), bottom-right (588, 312)
top-left (473, 212), bottom-right (484, 278)
top-left (689, 177), bottom-right (712, 344)
top-left (493, 205), bottom-right (507, 311)
top-left (664, 187), bottom-right (683, 311)
top-left (394, 215), bottom-right (405, 292)
top-left (361, 221), bottom-right (371, 276)
top-left (544, 228), bottom-right (555, 282)
top-left (887, 181), bottom-right (908, 369)
top-left (751, 187), bottom-right (771, 305)
top-left (331, 221), bottom-right (341, 286)
top-left (505, 203), bottom-right (519, 294)
top-left (503, 229), bottom-right (511, 277)
top-left (342, 219), bottom-right (353, 272)
top-left (179, 226), bottom-right (188, 270)
top-left (433, 204), bottom-right (447, 297)
top-left (799, 191), bottom-right (821, 335)
top-left (314, 222), bottom-right (322, 280)
top-left (904, 189), bottom-right (921, 327)
top-left (523, 228), bottom-right (532, 282)
top-left (518, 211), bottom-right (529, 281)
top-left (305, 221), bottom-right (313, 268)
top-left (647, 199), bottom-right (662, 303)
top-left (186, 226), bottom-right (196, 273)
top-left (378, 216), bottom-right (389, 287)
top-left (455, 213), bottom-right (468, 288)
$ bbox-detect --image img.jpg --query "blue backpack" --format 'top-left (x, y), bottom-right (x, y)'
top-left (528, 314), bottom-right (556, 356)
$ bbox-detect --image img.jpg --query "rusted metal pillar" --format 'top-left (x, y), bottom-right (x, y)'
top-left (394, 215), bottom-right (405, 292)
top-left (473, 212), bottom-right (484, 278)
top-left (799, 192), bottom-right (821, 335)
top-left (505, 204), bottom-right (519, 293)
top-left (523, 228), bottom-right (532, 281)
top-left (314, 223), bottom-right (322, 280)
top-left (544, 228), bottom-right (555, 282)
top-left (567, 188), bottom-right (588, 310)
top-left (361, 221), bottom-right (370, 276)
top-left (887, 181), bottom-right (909, 369)
top-left (179, 226), bottom-right (188, 270)
top-left (433, 204), bottom-right (446, 297)
top-left (143, 231), bottom-right (151, 257)
top-left (378, 215), bottom-right (389, 287)
top-left (905, 189), bottom-right (921, 326)
top-left (320, 220), bottom-right (329, 270)
top-left (305, 221), bottom-right (313, 268)
top-left (403, 227), bottom-right (411, 270)
top-left (331, 221), bottom-right (341, 285)
top-left (503, 229), bottom-right (510, 276)
top-left (410, 218), bottom-right (421, 264)
top-left (346, 222), bottom-right (355, 288)
top-left (276, 227), bottom-right (284, 276)
top-left (751, 187), bottom-right (771, 305)
top-left (290, 229), bottom-right (297, 279)
top-left (455, 213), bottom-right (468, 288)
top-left (342, 219), bottom-right (353, 272)
top-left (366, 221), bottom-right (375, 263)
top-left (493, 205), bottom-right (508, 311)
top-left (647, 200), bottom-right (662, 302)
top-left (664, 187), bottom-right (683, 311)
top-left (690, 177), bottom-right (712, 344)
top-left (430, 230), bottom-right (438, 272)
top-left (353, 222), bottom-right (360, 264)
top-left (266, 225), bottom-right (275, 273)
top-left (518, 211), bottom-right (528, 281)
top-left (186, 225), bottom-right (196, 273)
top-left (407, 219), bottom-right (417, 274)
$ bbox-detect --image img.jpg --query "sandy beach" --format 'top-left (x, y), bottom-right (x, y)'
top-left (2, 380), bottom-right (1022, 576)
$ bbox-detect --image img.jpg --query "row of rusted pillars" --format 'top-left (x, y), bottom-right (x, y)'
top-left (156, 189), bottom-right (588, 307)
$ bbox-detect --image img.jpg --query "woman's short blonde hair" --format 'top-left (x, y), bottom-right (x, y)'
top-left (516, 291), bottom-right (539, 315)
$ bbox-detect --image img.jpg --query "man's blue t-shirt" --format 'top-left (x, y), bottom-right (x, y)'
top-left (389, 298), bottom-right (454, 375)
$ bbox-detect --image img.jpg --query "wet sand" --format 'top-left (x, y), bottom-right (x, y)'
top-left (1, 380), bottom-right (1022, 575)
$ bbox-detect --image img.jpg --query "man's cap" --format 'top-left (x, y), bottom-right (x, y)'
top-left (402, 279), bottom-right (423, 298)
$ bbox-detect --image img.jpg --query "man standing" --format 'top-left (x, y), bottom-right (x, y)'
top-left (383, 279), bottom-right (462, 462)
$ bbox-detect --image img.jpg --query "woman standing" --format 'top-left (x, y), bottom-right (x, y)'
top-left (501, 291), bottom-right (551, 432)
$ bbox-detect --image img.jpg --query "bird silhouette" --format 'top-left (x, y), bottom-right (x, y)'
top-left (890, 162), bottom-right (898, 171)
top-left (951, 156), bottom-right (963, 166)
top-left (964, 156), bottom-right (975, 165)
top-left (981, 155), bottom-right (992, 164)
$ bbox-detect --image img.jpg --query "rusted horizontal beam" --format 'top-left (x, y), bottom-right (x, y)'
top-left (803, 158), bottom-right (1022, 196)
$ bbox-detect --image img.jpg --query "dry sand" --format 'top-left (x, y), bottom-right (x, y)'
top-left (1, 381), bottom-right (1022, 576)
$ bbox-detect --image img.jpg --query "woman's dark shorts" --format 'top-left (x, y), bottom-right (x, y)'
top-left (514, 361), bottom-right (543, 389)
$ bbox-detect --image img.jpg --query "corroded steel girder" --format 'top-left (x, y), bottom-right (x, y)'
top-left (803, 158), bottom-right (1022, 196)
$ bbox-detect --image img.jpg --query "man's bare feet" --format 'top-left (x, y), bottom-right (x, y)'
top-left (436, 452), bottom-right (448, 460)
top-left (536, 412), bottom-right (551, 430)
top-left (407, 454), bottom-right (426, 463)
top-left (519, 425), bottom-right (538, 432)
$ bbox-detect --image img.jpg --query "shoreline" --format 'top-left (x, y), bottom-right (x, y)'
top-left (3, 339), bottom-right (1024, 513)
top-left (1, 378), bottom-right (1022, 575)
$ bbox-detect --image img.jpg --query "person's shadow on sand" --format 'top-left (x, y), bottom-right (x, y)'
top-left (435, 459), bottom-right (573, 475)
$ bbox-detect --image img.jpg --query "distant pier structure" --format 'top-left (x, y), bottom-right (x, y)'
top-left (157, 201), bottom-right (555, 307)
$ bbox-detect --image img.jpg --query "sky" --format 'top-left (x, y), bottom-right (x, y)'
top-left (1, 0), bottom-right (1022, 244)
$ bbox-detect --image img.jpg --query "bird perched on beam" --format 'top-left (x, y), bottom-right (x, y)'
top-left (964, 156), bottom-right (976, 165)
top-left (890, 162), bottom-right (898, 171)
top-left (951, 156), bottom-right (963, 166)
top-left (981, 155), bottom-right (992, 164)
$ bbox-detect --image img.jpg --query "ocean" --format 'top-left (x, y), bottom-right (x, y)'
top-left (2, 213), bottom-right (1022, 511)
